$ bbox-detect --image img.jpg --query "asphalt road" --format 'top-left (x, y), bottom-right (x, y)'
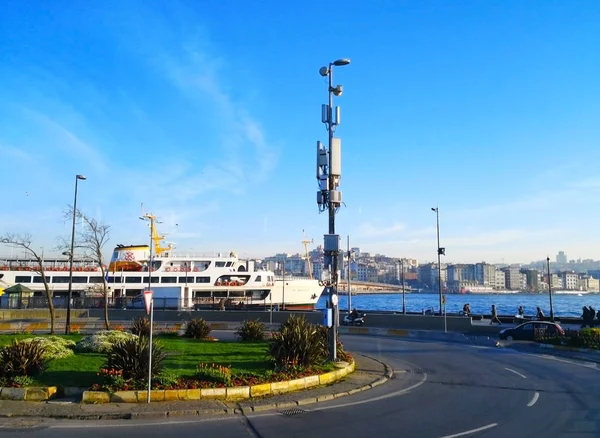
top-left (2, 335), bottom-right (599, 438)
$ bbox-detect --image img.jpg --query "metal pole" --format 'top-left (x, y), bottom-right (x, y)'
top-left (327, 64), bottom-right (338, 362)
top-left (547, 257), bottom-right (554, 321)
top-left (401, 259), bottom-right (406, 314)
top-left (148, 218), bottom-right (153, 292)
top-left (444, 298), bottom-right (447, 333)
top-left (269, 288), bottom-right (273, 328)
top-left (147, 299), bottom-right (153, 403)
top-left (65, 176), bottom-right (79, 335)
top-left (282, 261), bottom-right (285, 311)
top-left (347, 235), bottom-right (351, 313)
top-left (435, 208), bottom-right (443, 315)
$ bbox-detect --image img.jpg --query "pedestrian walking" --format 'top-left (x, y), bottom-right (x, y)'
top-left (490, 304), bottom-right (501, 325)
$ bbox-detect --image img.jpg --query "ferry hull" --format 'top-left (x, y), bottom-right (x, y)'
top-left (267, 278), bottom-right (324, 310)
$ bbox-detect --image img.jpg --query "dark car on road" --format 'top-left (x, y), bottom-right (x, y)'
top-left (499, 321), bottom-right (565, 341)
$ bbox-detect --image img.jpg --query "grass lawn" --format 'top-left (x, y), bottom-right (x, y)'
top-left (0, 334), bottom-right (271, 388)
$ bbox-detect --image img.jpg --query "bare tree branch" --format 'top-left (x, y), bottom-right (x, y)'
top-left (0, 233), bottom-right (56, 334)
top-left (62, 206), bottom-right (112, 329)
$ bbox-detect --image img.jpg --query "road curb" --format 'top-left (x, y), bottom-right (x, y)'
top-left (0, 355), bottom-right (393, 421)
top-left (536, 342), bottom-right (600, 355)
top-left (497, 340), bottom-right (600, 357)
top-left (232, 354), bottom-right (393, 414)
top-left (339, 326), bottom-right (471, 344)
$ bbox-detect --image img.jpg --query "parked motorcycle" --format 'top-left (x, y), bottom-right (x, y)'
top-left (342, 312), bottom-right (366, 326)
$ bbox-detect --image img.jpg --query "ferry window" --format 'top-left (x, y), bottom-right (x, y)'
top-left (226, 262), bottom-right (233, 267)
top-left (89, 277), bottom-right (104, 283)
top-left (52, 277), bottom-right (70, 283)
top-left (215, 262), bottom-right (226, 268)
top-left (33, 276), bottom-right (46, 283)
top-left (178, 277), bottom-right (192, 283)
top-left (195, 277), bottom-right (210, 283)
top-left (142, 277), bottom-right (160, 283)
top-left (255, 275), bottom-right (262, 282)
top-left (161, 277), bottom-right (177, 283)
top-left (126, 277), bottom-right (142, 283)
top-left (194, 261), bottom-right (210, 271)
top-left (107, 277), bottom-right (118, 284)
top-left (73, 276), bottom-right (88, 283)
top-left (15, 276), bottom-right (32, 283)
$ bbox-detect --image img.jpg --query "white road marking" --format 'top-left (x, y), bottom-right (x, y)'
top-left (504, 367), bottom-right (527, 379)
top-left (312, 369), bottom-right (427, 412)
top-left (527, 391), bottom-right (540, 407)
top-left (439, 423), bottom-right (498, 438)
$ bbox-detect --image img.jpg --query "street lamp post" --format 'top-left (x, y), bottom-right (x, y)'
top-left (140, 214), bottom-right (154, 293)
top-left (547, 257), bottom-right (554, 321)
top-left (316, 58), bottom-right (350, 362)
top-left (431, 207), bottom-right (444, 315)
top-left (399, 259), bottom-right (406, 314)
top-left (65, 174), bottom-right (86, 335)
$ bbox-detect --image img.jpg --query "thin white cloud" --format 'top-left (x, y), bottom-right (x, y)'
top-left (0, 143), bottom-right (32, 161)
top-left (19, 107), bottom-right (107, 173)
top-left (162, 45), bottom-right (278, 189)
top-left (355, 222), bottom-right (406, 238)
top-left (450, 176), bottom-right (600, 221)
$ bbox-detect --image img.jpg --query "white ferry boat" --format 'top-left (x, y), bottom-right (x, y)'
top-left (459, 285), bottom-right (517, 294)
top-left (0, 214), bottom-right (324, 310)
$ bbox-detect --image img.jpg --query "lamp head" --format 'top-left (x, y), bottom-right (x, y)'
top-left (431, 207), bottom-right (437, 212)
top-left (76, 175), bottom-right (86, 180)
top-left (332, 58), bottom-right (351, 66)
top-left (319, 66), bottom-right (329, 77)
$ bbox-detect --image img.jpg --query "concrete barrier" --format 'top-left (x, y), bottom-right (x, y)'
top-left (0, 309), bottom-right (479, 334)
top-left (0, 310), bottom-right (89, 321)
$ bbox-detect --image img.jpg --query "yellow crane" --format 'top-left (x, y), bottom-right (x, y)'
top-left (140, 212), bottom-right (173, 256)
top-left (302, 230), bottom-right (314, 279)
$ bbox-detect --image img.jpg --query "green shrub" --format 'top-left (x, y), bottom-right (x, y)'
top-left (236, 319), bottom-right (266, 341)
top-left (184, 318), bottom-right (212, 339)
top-left (196, 363), bottom-right (232, 385)
top-left (153, 371), bottom-right (179, 388)
top-left (105, 336), bottom-right (167, 381)
top-left (574, 328), bottom-right (600, 349)
top-left (268, 315), bottom-right (328, 369)
top-left (0, 375), bottom-right (34, 388)
top-left (75, 330), bottom-right (139, 354)
top-left (22, 336), bottom-right (76, 360)
top-left (131, 317), bottom-right (157, 337)
top-left (314, 325), bottom-right (351, 362)
top-left (0, 340), bottom-right (49, 378)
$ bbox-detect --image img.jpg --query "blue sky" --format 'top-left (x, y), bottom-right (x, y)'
top-left (1, 0), bottom-right (599, 264)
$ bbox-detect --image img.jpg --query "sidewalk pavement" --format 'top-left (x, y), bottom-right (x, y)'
top-left (0, 354), bottom-right (392, 422)
top-left (496, 340), bottom-right (600, 363)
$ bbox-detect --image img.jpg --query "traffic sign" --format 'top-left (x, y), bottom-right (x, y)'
top-left (144, 290), bottom-right (153, 315)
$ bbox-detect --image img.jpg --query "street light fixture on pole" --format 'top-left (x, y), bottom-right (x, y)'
top-left (65, 174), bottom-right (86, 335)
top-left (431, 207), bottom-right (445, 315)
top-left (547, 256), bottom-right (554, 322)
top-left (316, 58), bottom-right (350, 362)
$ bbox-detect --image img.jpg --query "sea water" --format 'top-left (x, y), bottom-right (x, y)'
top-left (316, 292), bottom-right (600, 317)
